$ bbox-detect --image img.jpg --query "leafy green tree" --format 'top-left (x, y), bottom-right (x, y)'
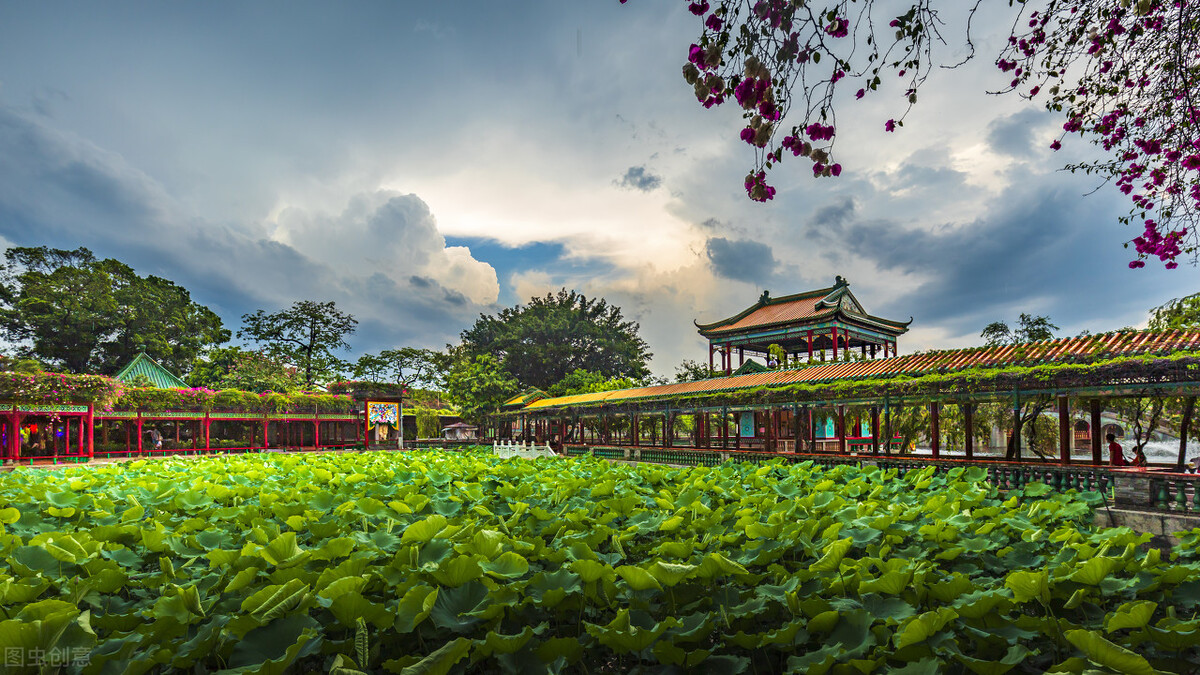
top-left (0, 246), bottom-right (229, 374)
top-left (238, 300), bottom-right (357, 388)
top-left (353, 347), bottom-right (441, 389)
top-left (443, 353), bottom-right (520, 423)
top-left (978, 315), bottom-right (1059, 459)
top-left (415, 407), bottom-right (441, 439)
top-left (1149, 292), bottom-right (1200, 330)
top-left (1147, 292), bottom-right (1200, 467)
top-left (673, 359), bottom-right (722, 383)
top-left (188, 346), bottom-right (302, 393)
top-left (980, 314), bottom-right (1059, 347)
top-left (548, 368), bottom-right (644, 397)
top-left (458, 289), bottom-right (651, 390)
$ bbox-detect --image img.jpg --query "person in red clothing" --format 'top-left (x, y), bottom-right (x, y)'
top-left (1131, 446), bottom-right (1147, 468)
top-left (1107, 433), bottom-right (1127, 467)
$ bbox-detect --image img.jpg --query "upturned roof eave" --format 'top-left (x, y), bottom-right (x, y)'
top-left (694, 286), bottom-right (835, 332)
top-left (699, 307), bottom-right (910, 339)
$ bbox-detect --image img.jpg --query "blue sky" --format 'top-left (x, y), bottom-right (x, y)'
top-left (0, 1), bottom-right (1193, 377)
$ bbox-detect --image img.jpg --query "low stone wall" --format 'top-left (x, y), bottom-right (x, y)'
top-left (1093, 507), bottom-right (1200, 547)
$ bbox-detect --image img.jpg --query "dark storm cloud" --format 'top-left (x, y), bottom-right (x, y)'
top-left (803, 181), bottom-right (1179, 335)
top-left (0, 104), bottom-right (489, 354)
top-left (986, 109), bottom-right (1049, 158)
top-left (616, 165), bottom-right (663, 192)
top-left (705, 237), bottom-right (778, 285)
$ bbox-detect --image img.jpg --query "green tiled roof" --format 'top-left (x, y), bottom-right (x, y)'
top-left (114, 352), bottom-right (189, 389)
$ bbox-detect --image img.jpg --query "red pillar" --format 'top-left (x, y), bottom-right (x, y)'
top-left (136, 415), bottom-right (144, 455)
top-left (1090, 399), bottom-right (1102, 465)
top-left (806, 331), bottom-right (813, 360)
top-left (314, 420), bottom-right (321, 450)
top-left (263, 420), bottom-right (270, 451)
top-left (930, 402), bottom-right (940, 459)
top-left (832, 327), bottom-right (839, 361)
top-left (1058, 396), bottom-right (1071, 465)
top-left (871, 406), bottom-right (880, 455)
top-left (204, 417), bottom-right (211, 452)
top-left (708, 344), bottom-right (714, 371)
top-left (837, 406), bottom-right (847, 454)
top-left (964, 404), bottom-right (974, 459)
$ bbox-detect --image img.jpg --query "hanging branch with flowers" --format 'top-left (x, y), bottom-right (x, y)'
top-left (620, 0), bottom-right (1200, 268)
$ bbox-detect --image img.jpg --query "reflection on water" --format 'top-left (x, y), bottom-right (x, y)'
top-left (902, 440), bottom-right (1197, 466)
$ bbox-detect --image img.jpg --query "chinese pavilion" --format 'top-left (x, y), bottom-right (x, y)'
top-left (696, 276), bottom-right (911, 374)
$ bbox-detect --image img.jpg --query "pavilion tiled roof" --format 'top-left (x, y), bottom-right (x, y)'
top-left (501, 388), bottom-right (549, 409)
top-left (114, 352), bottom-right (189, 389)
top-left (521, 329), bottom-right (1200, 411)
top-left (695, 284), bottom-right (910, 337)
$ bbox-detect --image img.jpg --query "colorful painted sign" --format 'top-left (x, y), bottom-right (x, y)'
top-left (367, 402), bottom-right (399, 426)
top-left (16, 404), bottom-right (90, 414)
top-left (367, 401), bottom-right (400, 442)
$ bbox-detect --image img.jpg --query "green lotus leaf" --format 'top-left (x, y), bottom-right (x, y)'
top-left (894, 608), bottom-right (957, 649)
top-left (226, 614), bottom-right (322, 674)
top-left (568, 558), bottom-right (616, 583)
top-left (1005, 569), bottom-right (1050, 604)
top-left (585, 608), bottom-right (677, 652)
top-left (389, 636), bottom-right (471, 675)
top-left (312, 536), bottom-right (357, 561)
top-left (480, 551), bottom-right (529, 579)
top-left (470, 529), bottom-right (506, 559)
top-left (12, 545), bottom-right (72, 574)
top-left (226, 566), bottom-right (262, 594)
top-left (433, 554), bottom-right (484, 587)
top-left (1104, 600), bottom-right (1157, 632)
top-left (192, 529), bottom-right (233, 550)
top-left (401, 514), bottom-right (448, 544)
top-left (0, 577), bottom-right (50, 604)
top-left (318, 575), bottom-right (368, 601)
top-left (859, 569), bottom-right (911, 596)
top-left (260, 532), bottom-right (309, 568)
top-left (429, 581), bottom-right (490, 632)
top-left (473, 625), bottom-right (538, 657)
top-left (808, 609), bottom-right (840, 634)
top-left (648, 560), bottom-right (696, 587)
top-left (1023, 482), bottom-right (1052, 497)
top-left (810, 538), bottom-right (853, 573)
top-left (1063, 629), bottom-right (1161, 675)
top-left (955, 644), bottom-right (1030, 675)
top-left (240, 578), bottom-right (310, 621)
top-left (616, 564), bottom-right (663, 591)
top-left (887, 657), bottom-right (942, 674)
top-left (394, 584), bottom-right (438, 633)
top-left (535, 636), bottom-right (584, 665)
top-left (0, 507), bottom-right (19, 524)
top-left (692, 551), bottom-right (750, 579)
top-left (1070, 556), bottom-right (1122, 586)
top-left (330, 591), bottom-right (391, 629)
top-left (861, 593), bottom-right (918, 625)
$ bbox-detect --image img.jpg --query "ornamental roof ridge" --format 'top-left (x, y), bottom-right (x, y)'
top-left (693, 285), bottom-right (836, 332)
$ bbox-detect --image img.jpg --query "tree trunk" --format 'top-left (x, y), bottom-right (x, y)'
top-left (1177, 396), bottom-right (1196, 471)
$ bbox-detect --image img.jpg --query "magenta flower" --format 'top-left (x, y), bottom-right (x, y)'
top-left (705, 13), bottom-right (723, 31)
top-left (856, 89), bottom-right (865, 99)
top-left (885, 119), bottom-right (896, 132)
top-left (1050, 140), bottom-right (1061, 151)
top-left (688, 1), bottom-right (709, 16)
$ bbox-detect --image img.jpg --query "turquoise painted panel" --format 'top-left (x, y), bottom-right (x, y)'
top-left (738, 413), bottom-right (755, 438)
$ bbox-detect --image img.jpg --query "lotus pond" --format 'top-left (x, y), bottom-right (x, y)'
top-left (2, 450), bottom-right (1200, 674)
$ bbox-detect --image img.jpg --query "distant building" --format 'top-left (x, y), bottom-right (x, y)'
top-left (696, 277), bottom-right (911, 374)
